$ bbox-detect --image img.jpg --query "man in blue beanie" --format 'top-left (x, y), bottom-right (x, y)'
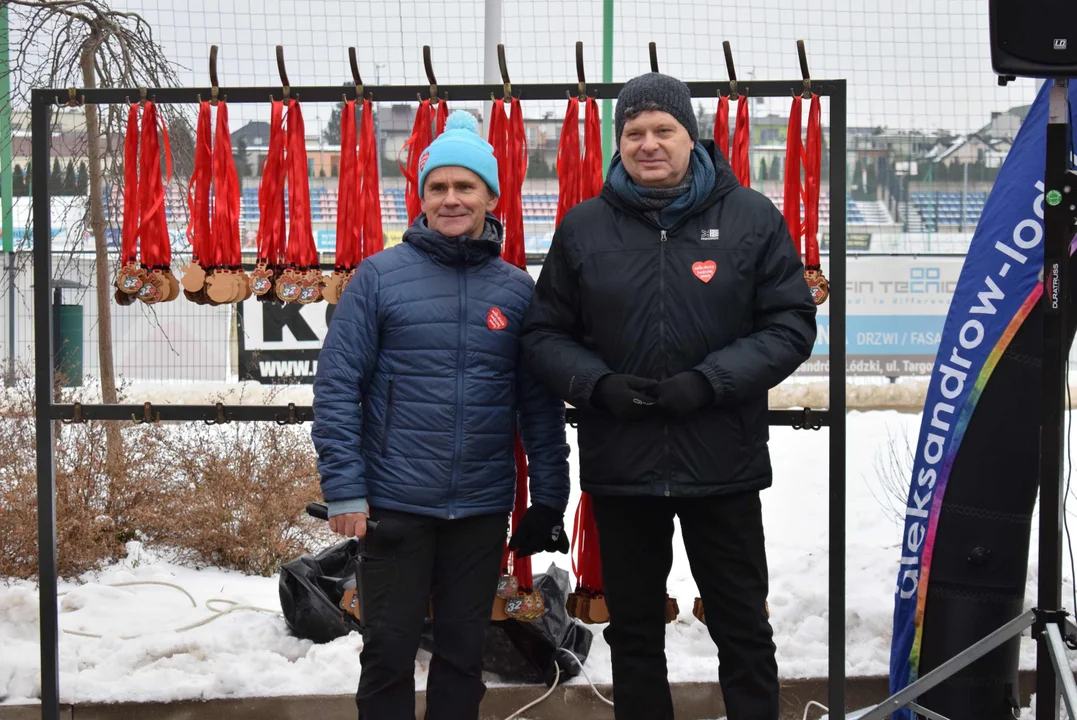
top-left (522, 72), bottom-right (817, 720)
top-left (313, 110), bottom-right (571, 720)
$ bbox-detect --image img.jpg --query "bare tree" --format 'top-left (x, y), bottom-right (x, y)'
top-left (5, 0), bottom-right (195, 471)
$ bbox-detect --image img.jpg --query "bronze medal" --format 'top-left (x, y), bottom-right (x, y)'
top-left (491, 596), bottom-right (509, 621)
top-left (296, 270), bottom-right (322, 305)
top-left (164, 271), bottom-right (180, 302)
top-left (275, 268), bottom-right (301, 303)
top-left (692, 596), bottom-right (706, 625)
top-left (180, 261), bottom-right (207, 293)
top-left (340, 268), bottom-right (356, 295)
top-left (496, 573), bottom-right (519, 600)
top-left (115, 263), bottom-right (147, 295)
top-left (206, 270), bottom-right (237, 305)
top-left (585, 593), bottom-right (609, 624)
top-left (250, 263), bottom-right (274, 296)
top-left (665, 594), bottom-right (680, 624)
top-left (136, 272), bottom-right (165, 305)
top-left (322, 271), bottom-right (345, 304)
top-left (503, 592), bottom-right (527, 619)
top-left (235, 270), bottom-right (252, 302)
top-left (804, 268), bottom-right (830, 305)
top-left (114, 287), bottom-right (137, 306)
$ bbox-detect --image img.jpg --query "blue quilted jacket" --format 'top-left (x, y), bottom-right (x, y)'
top-left (312, 214), bottom-right (571, 520)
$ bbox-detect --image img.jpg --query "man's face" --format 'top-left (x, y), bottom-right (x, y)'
top-left (619, 110), bottom-right (693, 189)
top-left (421, 166), bottom-right (498, 239)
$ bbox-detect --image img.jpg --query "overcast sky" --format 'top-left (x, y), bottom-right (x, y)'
top-left (26, 0), bottom-right (1042, 138)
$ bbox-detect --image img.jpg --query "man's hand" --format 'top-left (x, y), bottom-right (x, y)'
top-left (508, 504), bottom-right (570, 557)
top-left (655, 371), bottom-right (716, 417)
top-left (329, 512), bottom-right (369, 538)
top-left (592, 373), bottom-right (659, 420)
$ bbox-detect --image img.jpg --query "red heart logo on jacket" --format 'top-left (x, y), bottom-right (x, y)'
top-left (487, 307), bottom-right (508, 330)
top-left (692, 260), bottom-right (717, 283)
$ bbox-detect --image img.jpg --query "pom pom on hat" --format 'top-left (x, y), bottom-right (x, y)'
top-left (418, 110), bottom-right (500, 198)
top-left (444, 110), bottom-right (479, 134)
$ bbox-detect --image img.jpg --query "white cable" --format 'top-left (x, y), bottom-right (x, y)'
top-left (502, 662), bottom-right (560, 720)
top-left (557, 648), bottom-right (615, 707)
top-left (57, 581), bottom-right (282, 640)
top-left (803, 700), bottom-right (829, 720)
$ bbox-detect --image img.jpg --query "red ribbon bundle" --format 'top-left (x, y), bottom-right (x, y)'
top-left (335, 100), bottom-right (361, 272)
top-left (211, 101), bottom-right (241, 273)
top-left (582, 98), bottom-right (603, 200)
top-left (490, 96), bottom-right (532, 589)
top-left (401, 98), bottom-right (448, 225)
top-left (571, 493), bottom-right (603, 595)
top-left (358, 98), bottom-right (384, 259)
top-left (554, 98), bottom-right (580, 227)
top-left (284, 100), bottom-right (318, 272)
top-left (783, 95), bottom-right (803, 257)
top-left (782, 93), bottom-right (828, 304)
top-left (187, 101), bottom-right (213, 269)
top-left (114, 101), bottom-right (174, 305)
top-left (248, 100), bottom-right (288, 302)
top-left (714, 96), bottom-right (730, 159)
top-left (732, 95), bottom-right (751, 187)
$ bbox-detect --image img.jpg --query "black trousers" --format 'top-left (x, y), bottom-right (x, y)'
top-left (355, 508), bottom-right (507, 720)
top-left (591, 491), bottom-right (779, 720)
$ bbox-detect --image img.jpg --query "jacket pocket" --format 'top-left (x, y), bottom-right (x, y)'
top-left (382, 377), bottom-right (395, 456)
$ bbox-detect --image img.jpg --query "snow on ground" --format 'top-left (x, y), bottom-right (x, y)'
top-left (3, 410), bottom-right (1077, 706)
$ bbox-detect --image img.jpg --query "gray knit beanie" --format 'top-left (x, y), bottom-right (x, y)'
top-left (614, 72), bottom-right (698, 148)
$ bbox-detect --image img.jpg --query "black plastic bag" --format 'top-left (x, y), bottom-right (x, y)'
top-left (421, 563), bottom-right (594, 687)
top-left (278, 537), bottom-right (364, 644)
top-left (281, 543), bottom-right (594, 688)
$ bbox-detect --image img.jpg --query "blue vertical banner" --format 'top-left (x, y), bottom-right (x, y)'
top-left (888, 79), bottom-right (1077, 716)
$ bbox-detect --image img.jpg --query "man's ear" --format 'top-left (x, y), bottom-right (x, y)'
top-left (486, 192), bottom-right (499, 212)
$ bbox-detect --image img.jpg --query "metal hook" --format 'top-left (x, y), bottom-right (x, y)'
top-left (204, 402), bottom-right (231, 426)
top-left (791, 407), bottom-right (821, 431)
top-left (423, 45), bottom-right (439, 103)
top-left (649, 41), bottom-right (659, 73)
top-left (497, 43), bottom-right (512, 99)
top-left (349, 46), bottom-right (364, 99)
top-left (276, 45), bottom-right (291, 99)
top-left (275, 402), bottom-right (300, 426)
top-left (131, 401), bottom-right (159, 425)
top-left (61, 402), bottom-right (84, 425)
top-left (575, 40), bottom-right (587, 100)
top-left (210, 44), bottom-right (220, 105)
top-left (723, 41), bottom-right (738, 99)
top-left (797, 39), bottom-right (812, 99)
top-left (138, 87), bottom-right (148, 106)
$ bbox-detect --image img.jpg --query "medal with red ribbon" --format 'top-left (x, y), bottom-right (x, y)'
top-left (250, 100), bottom-right (287, 301)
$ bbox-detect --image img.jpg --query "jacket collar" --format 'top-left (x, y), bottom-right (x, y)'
top-left (403, 213), bottom-right (503, 267)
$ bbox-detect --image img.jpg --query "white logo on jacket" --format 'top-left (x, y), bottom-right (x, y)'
top-left (701, 229), bottom-right (720, 240)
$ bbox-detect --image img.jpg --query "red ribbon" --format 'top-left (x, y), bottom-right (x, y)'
top-left (783, 95), bottom-right (803, 257)
top-left (570, 492), bottom-right (603, 594)
top-left (211, 101), bottom-right (240, 269)
top-left (435, 98), bottom-right (449, 136)
top-left (186, 101), bottom-right (213, 267)
top-left (285, 100), bottom-right (317, 269)
top-left (255, 101), bottom-right (287, 269)
top-left (582, 97), bottom-right (603, 201)
top-left (336, 99), bottom-right (360, 270)
top-left (714, 96), bottom-right (730, 159)
top-left (137, 101), bottom-right (172, 269)
top-left (503, 98), bottom-right (528, 268)
top-left (359, 98), bottom-right (384, 259)
top-left (554, 98), bottom-right (581, 227)
top-left (732, 97), bottom-right (750, 188)
top-left (121, 104), bottom-right (141, 265)
top-left (400, 100), bottom-right (434, 225)
top-left (803, 94), bottom-right (822, 269)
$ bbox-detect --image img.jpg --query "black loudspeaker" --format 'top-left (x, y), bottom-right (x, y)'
top-left (989, 0), bottom-right (1077, 78)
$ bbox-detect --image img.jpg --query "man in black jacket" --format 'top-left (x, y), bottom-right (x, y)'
top-left (520, 72), bottom-right (817, 720)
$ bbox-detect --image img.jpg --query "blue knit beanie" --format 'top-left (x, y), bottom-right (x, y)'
top-left (418, 111), bottom-right (500, 198)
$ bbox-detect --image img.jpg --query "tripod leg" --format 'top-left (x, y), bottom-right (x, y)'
top-left (907, 702), bottom-right (952, 720)
top-left (857, 611), bottom-right (1036, 720)
top-left (1045, 623), bottom-right (1077, 720)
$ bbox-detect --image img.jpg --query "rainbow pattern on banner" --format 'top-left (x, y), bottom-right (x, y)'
top-left (889, 79), bottom-right (1077, 719)
top-left (904, 285), bottom-right (1042, 680)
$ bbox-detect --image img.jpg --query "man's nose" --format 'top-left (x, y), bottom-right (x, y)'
top-left (640, 132), bottom-right (659, 152)
top-left (443, 188), bottom-right (460, 205)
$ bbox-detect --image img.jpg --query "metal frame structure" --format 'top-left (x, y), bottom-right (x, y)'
top-left (31, 74), bottom-right (848, 720)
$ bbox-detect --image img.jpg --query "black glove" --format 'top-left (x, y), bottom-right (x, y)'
top-left (655, 370), bottom-right (716, 417)
top-left (592, 373), bottom-right (659, 420)
top-left (507, 503), bottom-right (569, 557)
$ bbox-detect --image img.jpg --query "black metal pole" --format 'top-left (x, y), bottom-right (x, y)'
top-left (1036, 77), bottom-right (1070, 720)
top-left (32, 90), bottom-right (59, 720)
top-left (45, 79), bottom-right (846, 106)
top-left (828, 80), bottom-right (848, 720)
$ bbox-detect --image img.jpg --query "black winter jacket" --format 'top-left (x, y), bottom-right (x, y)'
top-left (520, 141), bottom-right (817, 497)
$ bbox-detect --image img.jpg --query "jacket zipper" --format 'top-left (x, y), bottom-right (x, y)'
top-left (659, 229), bottom-right (671, 497)
top-left (450, 268), bottom-right (468, 519)
top-left (382, 377), bottom-right (395, 456)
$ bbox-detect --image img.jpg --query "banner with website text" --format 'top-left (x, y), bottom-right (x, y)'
top-left (887, 79), bottom-right (1077, 717)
